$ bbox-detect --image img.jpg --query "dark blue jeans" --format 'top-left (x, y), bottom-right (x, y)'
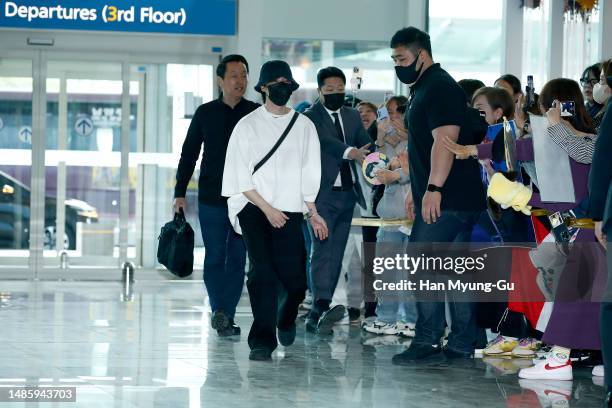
top-left (409, 209), bottom-right (482, 355)
top-left (198, 202), bottom-right (246, 319)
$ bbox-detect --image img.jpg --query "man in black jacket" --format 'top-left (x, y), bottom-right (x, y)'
top-left (589, 101), bottom-right (612, 406)
top-left (173, 54), bottom-right (259, 337)
top-left (304, 67), bottom-right (371, 334)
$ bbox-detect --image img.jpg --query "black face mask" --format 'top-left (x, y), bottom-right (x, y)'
top-left (322, 92), bottom-right (345, 111)
top-left (395, 51), bottom-right (422, 85)
top-left (267, 82), bottom-right (293, 106)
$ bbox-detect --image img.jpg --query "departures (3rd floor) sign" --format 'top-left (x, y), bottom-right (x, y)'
top-left (0, 0), bottom-right (237, 35)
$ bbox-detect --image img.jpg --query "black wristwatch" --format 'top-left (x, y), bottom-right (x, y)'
top-left (427, 184), bottom-right (443, 193)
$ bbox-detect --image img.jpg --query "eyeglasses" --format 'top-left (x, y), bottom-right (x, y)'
top-left (580, 78), bottom-right (599, 87)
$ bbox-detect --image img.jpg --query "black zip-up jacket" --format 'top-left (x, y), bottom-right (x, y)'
top-left (174, 97), bottom-right (260, 205)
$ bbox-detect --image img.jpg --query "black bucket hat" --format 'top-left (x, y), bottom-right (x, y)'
top-left (254, 60), bottom-right (300, 94)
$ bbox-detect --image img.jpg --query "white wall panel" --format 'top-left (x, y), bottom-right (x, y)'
top-left (261, 0), bottom-right (409, 42)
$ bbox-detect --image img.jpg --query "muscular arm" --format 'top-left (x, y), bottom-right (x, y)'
top-left (429, 125), bottom-right (460, 187)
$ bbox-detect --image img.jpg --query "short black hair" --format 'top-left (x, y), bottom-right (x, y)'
top-left (581, 63), bottom-right (601, 81)
top-left (458, 79), bottom-right (486, 102)
top-left (216, 54), bottom-right (249, 79)
top-left (495, 74), bottom-right (522, 95)
top-left (317, 66), bottom-right (346, 88)
top-left (390, 27), bottom-right (432, 57)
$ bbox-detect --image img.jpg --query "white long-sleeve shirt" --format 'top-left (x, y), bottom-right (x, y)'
top-left (222, 106), bottom-right (321, 234)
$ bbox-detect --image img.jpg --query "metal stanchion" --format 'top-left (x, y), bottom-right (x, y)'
top-left (120, 261), bottom-right (135, 302)
top-left (59, 251), bottom-right (69, 269)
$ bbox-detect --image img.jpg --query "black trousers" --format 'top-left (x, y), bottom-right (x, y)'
top-left (310, 190), bottom-right (356, 306)
top-left (238, 203), bottom-right (307, 351)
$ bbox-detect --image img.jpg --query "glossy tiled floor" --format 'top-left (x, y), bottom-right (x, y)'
top-left (0, 281), bottom-right (606, 407)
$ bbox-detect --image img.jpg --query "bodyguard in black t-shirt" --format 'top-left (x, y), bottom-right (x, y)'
top-left (389, 27), bottom-right (485, 365)
top-left (173, 55), bottom-right (259, 337)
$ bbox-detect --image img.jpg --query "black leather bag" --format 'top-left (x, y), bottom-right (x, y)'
top-left (157, 209), bottom-right (194, 278)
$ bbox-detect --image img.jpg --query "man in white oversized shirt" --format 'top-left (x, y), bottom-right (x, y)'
top-left (222, 60), bottom-right (328, 361)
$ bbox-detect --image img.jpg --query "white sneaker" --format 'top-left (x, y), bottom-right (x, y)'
top-left (363, 321), bottom-right (399, 335)
top-left (518, 358), bottom-right (573, 381)
top-left (396, 322), bottom-right (415, 338)
top-left (592, 365), bottom-right (604, 377)
top-left (360, 316), bottom-right (376, 330)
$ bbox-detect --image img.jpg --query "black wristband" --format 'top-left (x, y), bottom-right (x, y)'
top-left (427, 184), bottom-right (443, 193)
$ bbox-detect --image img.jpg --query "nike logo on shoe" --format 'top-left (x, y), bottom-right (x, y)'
top-left (544, 361), bottom-right (571, 370)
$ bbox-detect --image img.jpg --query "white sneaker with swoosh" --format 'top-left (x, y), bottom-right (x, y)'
top-left (519, 358), bottom-right (573, 381)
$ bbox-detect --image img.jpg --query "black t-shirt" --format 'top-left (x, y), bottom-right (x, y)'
top-left (174, 97), bottom-right (260, 205)
top-left (406, 64), bottom-right (485, 211)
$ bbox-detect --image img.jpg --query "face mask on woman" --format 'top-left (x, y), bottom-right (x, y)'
top-left (593, 82), bottom-right (610, 105)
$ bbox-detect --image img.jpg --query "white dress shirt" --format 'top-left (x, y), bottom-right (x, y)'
top-left (222, 106), bottom-right (321, 234)
top-left (323, 106), bottom-right (355, 186)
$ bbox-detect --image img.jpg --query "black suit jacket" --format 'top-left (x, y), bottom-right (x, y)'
top-left (304, 102), bottom-right (372, 208)
top-left (589, 104), bottom-right (612, 233)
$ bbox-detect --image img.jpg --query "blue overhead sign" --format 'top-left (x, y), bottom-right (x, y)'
top-left (0, 0), bottom-right (237, 35)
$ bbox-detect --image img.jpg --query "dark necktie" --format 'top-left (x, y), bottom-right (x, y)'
top-left (332, 112), bottom-right (353, 189)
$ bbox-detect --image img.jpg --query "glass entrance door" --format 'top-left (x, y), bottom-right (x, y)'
top-left (40, 57), bottom-right (217, 276)
top-left (0, 58), bottom-right (34, 271)
top-left (0, 52), bottom-right (218, 277)
top-left (43, 59), bottom-right (128, 270)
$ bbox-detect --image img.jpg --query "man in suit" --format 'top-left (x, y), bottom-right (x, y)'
top-left (304, 66), bottom-right (372, 334)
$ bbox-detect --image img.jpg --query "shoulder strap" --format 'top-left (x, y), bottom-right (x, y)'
top-left (252, 111), bottom-right (300, 175)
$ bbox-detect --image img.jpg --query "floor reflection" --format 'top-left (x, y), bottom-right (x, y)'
top-left (0, 281), bottom-right (606, 407)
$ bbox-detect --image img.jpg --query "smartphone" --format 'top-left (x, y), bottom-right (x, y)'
top-left (560, 101), bottom-right (575, 117)
top-left (525, 75), bottom-right (535, 111)
top-left (351, 66), bottom-right (363, 90)
top-left (377, 106), bottom-right (389, 122)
